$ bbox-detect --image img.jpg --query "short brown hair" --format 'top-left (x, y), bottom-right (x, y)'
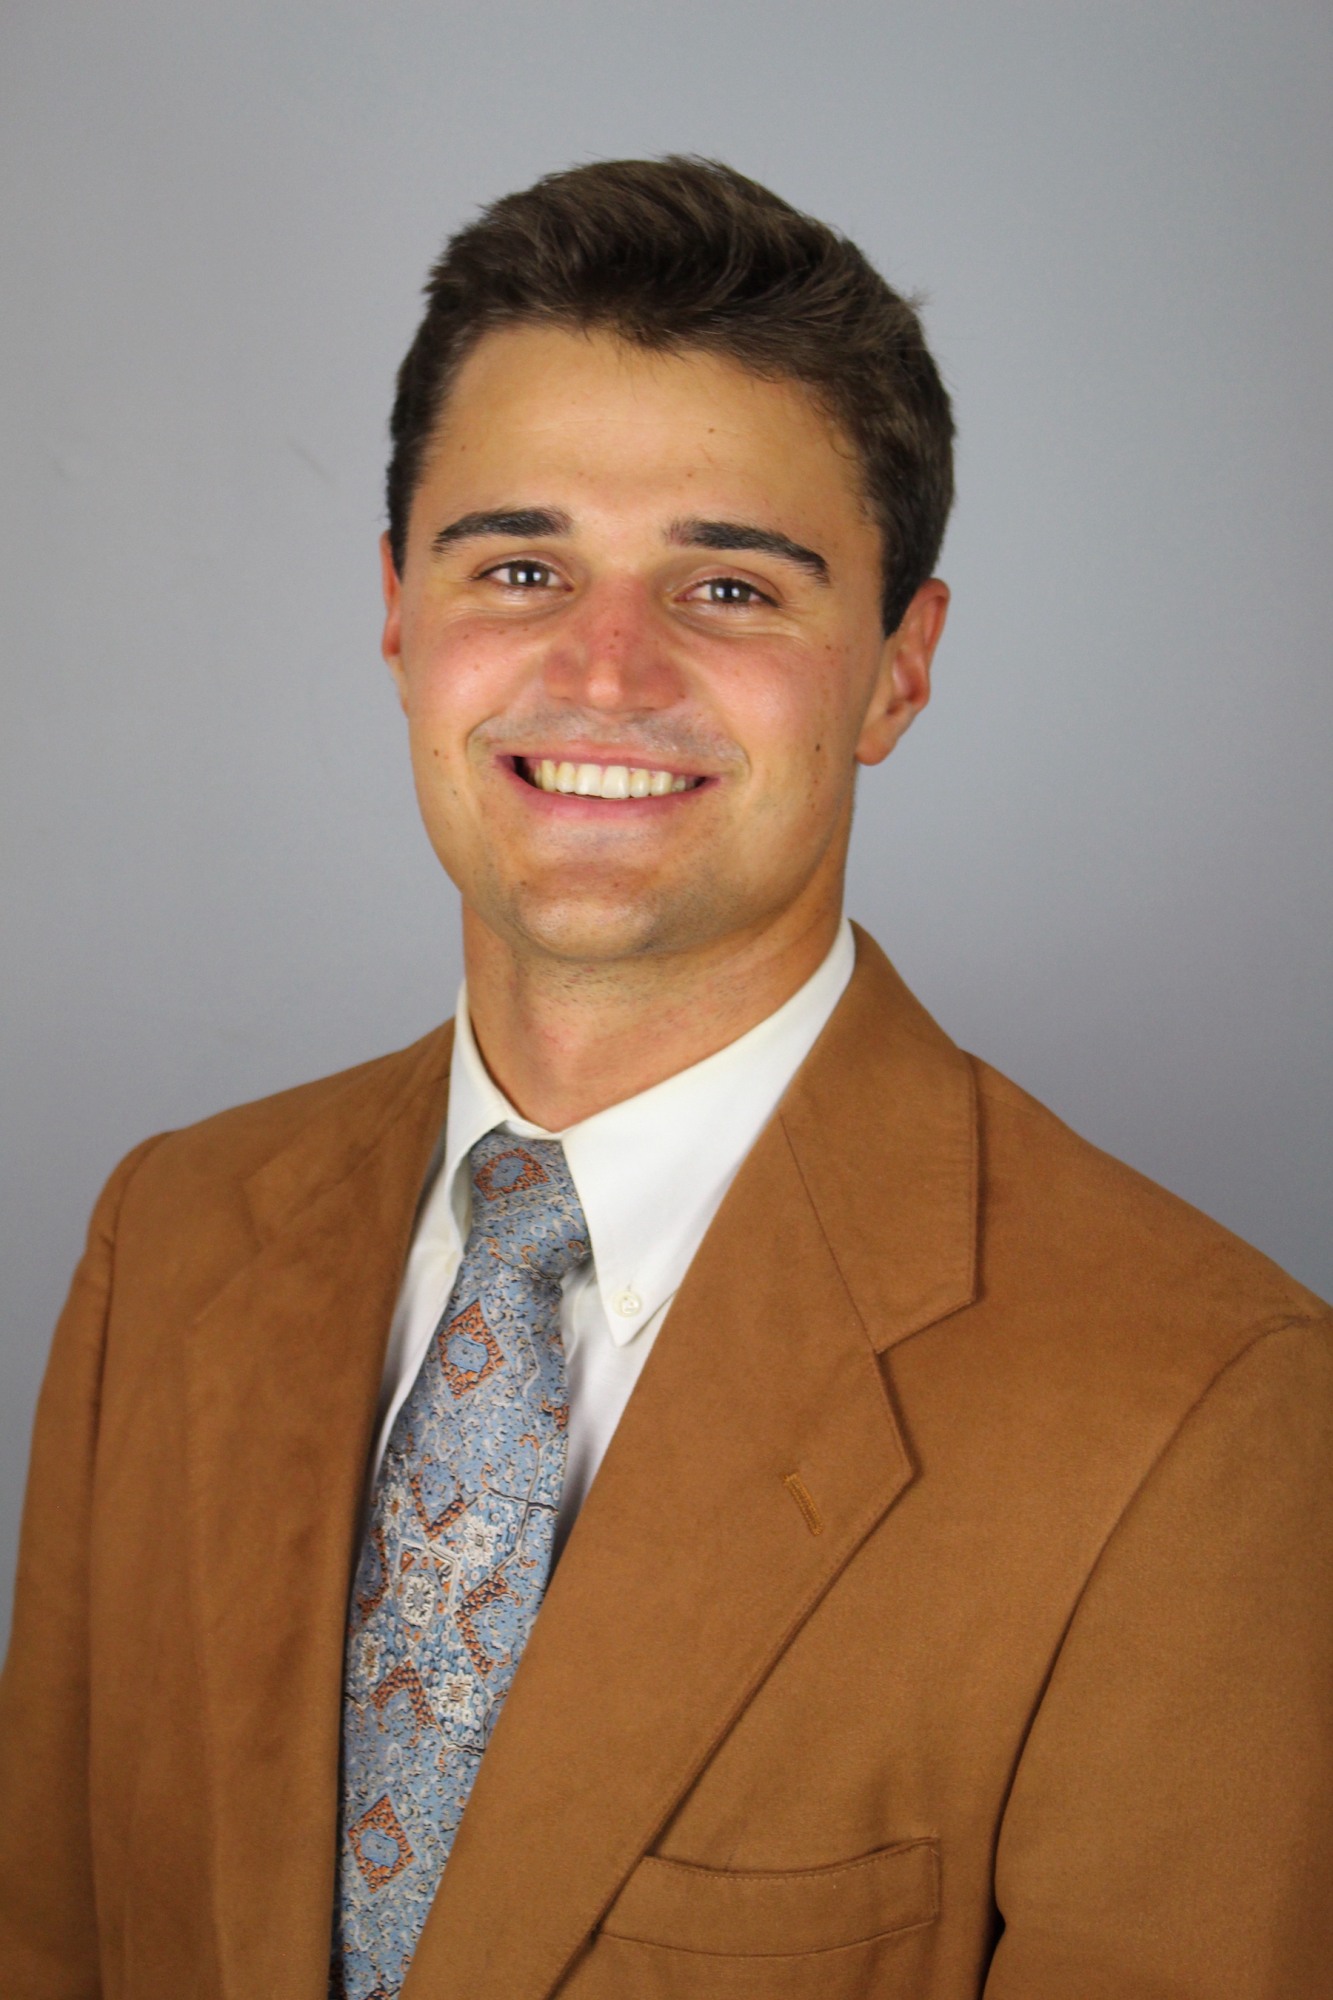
top-left (386, 156), bottom-right (954, 633)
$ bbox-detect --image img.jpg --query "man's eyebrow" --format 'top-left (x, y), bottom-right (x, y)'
top-left (667, 517), bottom-right (830, 583)
top-left (431, 507), bottom-right (573, 553)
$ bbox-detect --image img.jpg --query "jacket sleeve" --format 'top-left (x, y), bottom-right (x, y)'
top-left (983, 1314), bottom-right (1333, 2000)
top-left (0, 1138), bottom-right (167, 2000)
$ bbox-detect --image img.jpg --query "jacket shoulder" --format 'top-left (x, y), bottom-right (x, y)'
top-left (99, 1023), bottom-right (453, 1303)
top-left (968, 1054), bottom-right (1328, 1354)
top-left (134, 1023), bottom-right (451, 1185)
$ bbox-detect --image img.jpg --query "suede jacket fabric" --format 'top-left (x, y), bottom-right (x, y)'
top-left (2, 928), bottom-right (1331, 1999)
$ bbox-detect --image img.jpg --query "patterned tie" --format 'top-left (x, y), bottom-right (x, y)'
top-left (332, 1131), bottom-right (589, 2000)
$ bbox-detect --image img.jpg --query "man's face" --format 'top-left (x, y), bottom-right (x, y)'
top-left (383, 324), bottom-right (943, 969)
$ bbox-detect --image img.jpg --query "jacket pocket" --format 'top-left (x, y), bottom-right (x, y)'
top-left (599, 1837), bottom-right (939, 1957)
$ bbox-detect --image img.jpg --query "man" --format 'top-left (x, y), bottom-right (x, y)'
top-left (1, 156), bottom-right (1329, 2000)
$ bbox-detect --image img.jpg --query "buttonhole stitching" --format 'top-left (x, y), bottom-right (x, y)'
top-left (783, 1472), bottom-right (823, 1536)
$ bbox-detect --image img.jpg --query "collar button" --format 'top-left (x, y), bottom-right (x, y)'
top-left (613, 1289), bottom-right (642, 1318)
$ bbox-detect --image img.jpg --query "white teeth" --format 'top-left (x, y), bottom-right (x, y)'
top-left (527, 757), bottom-right (694, 798)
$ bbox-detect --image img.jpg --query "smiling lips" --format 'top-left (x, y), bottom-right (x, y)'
top-left (515, 756), bottom-right (699, 800)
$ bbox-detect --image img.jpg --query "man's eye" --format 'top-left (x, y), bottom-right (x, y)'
top-left (695, 576), bottom-right (768, 607)
top-left (487, 559), bottom-right (558, 589)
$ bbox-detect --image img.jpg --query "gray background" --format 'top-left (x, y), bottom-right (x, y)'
top-left (3, 1), bottom-right (1331, 1649)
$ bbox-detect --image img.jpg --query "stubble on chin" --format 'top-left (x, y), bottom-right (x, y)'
top-left (483, 864), bottom-right (738, 971)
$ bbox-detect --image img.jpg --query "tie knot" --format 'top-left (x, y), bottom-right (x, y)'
top-left (467, 1132), bottom-right (590, 1282)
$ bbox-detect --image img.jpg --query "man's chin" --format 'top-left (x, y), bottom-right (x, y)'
top-left (496, 885), bottom-right (725, 968)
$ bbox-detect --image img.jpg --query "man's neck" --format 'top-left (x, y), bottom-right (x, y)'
top-left (461, 906), bottom-right (844, 1130)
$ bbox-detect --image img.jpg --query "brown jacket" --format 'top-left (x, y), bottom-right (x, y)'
top-left (2, 930), bottom-right (1331, 1999)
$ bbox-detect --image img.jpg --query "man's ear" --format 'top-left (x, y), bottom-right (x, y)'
top-left (380, 532), bottom-right (409, 710)
top-left (855, 578), bottom-right (949, 767)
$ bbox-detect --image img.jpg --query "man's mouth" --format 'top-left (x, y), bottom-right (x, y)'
top-left (512, 756), bottom-right (703, 800)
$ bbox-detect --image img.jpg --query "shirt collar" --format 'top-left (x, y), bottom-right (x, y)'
top-left (429, 919), bottom-right (856, 1345)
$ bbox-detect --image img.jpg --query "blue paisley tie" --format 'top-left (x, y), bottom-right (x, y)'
top-left (332, 1131), bottom-right (589, 2000)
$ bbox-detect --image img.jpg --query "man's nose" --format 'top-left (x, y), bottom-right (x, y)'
top-left (540, 580), bottom-right (686, 713)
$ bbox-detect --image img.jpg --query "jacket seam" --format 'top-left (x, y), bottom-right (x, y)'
top-left (636, 1833), bottom-right (935, 1888)
top-left (773, 1114), bottom-right (873, 1342)
top-left (599, 1908), bottom-right (939, 1960)
top-left (75, 1129), bottom-right (176, 1991)
top-left (90, 1131), bottom-right (178, 1435)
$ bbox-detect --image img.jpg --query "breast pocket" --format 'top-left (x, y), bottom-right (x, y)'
top-left (568, 1839), bottom-right (940, 1999)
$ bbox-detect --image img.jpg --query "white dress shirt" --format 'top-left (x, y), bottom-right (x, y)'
top-left (369, 919), bottom-right (855, 1551)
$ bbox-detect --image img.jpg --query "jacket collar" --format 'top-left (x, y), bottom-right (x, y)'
top-left (241, 1023), bottom-right (454, 1245)
top-left (782, 924), bottom-right (979, 1350)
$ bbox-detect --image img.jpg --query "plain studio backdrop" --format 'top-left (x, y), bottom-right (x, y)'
top-left (3, 2), bottom-right (1331, 1650)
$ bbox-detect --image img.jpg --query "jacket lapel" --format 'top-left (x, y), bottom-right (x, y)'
top-left (184, 1027), bottom-right (453, 2000)
top-left (404, 929), bottom-right (979, 2000)
top-left (782, 926), bottom-right (979, 1354)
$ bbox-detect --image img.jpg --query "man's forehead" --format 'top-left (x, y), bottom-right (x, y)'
top-left (430, 323), bottom-right (855, 472)
top-left (417, 324), bottom-right (875, 550)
